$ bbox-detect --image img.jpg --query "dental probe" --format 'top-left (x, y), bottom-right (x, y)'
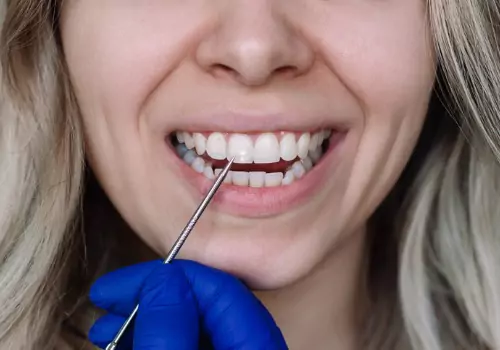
top-left (105, 157), bottom-right (235, 350)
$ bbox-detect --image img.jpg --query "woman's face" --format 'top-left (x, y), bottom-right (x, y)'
top-left (61, 0), bottom-right (435, 289)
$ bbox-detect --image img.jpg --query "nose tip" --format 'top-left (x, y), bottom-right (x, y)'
top-left (195, 6), bottom-right (314, 86)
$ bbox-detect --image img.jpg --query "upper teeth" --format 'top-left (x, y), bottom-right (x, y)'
top-left (176, 130), bottom-right (330, 164)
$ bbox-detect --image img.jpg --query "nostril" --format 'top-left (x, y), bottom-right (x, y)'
top-left (211, 63), bottom-right (238, 79)
top-left (210, 63), bottom-right (299, 83)
top-left (274, 65), bottom-right (298, 77)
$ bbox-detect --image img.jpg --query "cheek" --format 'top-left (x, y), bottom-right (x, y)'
top-left (299, 2), bottom-right (435, 116)
top-left (60, 2), bottom-right (208, 129)
top-left (297, 3), bottom-right (435, 225)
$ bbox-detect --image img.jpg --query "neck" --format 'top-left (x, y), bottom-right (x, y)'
top-left (255, 230), bottom-right (367, 350)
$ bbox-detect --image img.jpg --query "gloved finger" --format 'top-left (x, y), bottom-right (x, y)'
top-left (177, 260), bottom-right (288, 350)
top-left (133, 262), bottom-right (199, 350)
top-left (89, 260), bottom-right (163, 316)
top-left (88, 313), bottom-right (133, 350)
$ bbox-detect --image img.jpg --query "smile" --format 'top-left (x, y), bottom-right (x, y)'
top-left (172, 130), bottom-right (331, 187)
top-left (167, 123), bottom-right (345, 217)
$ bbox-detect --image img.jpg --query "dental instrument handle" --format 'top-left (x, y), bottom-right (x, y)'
top-left (105, 158), bottom-right (235, 350)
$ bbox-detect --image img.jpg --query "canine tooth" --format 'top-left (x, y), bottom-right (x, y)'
top-left (203, 165), bottom-right (215, 179)
top-left (254, 133), bottom-right (280, 164)
top-left (176, 131), bottom-right (184, 143)
top-left (297, 133), bottom-right (310, 159)
top-left (308, 133), bottom-right (320, 151)
top-left (249, 172), bottom-right (265, 187)
top-left (265, 172), bottom-right (284, 187)
top-left (194, 133), bottom-right (206, 155)
top-left (291, 161), bottom-right (306, 178)
top-left (282, 170), bottom-right (295, 185)
top-left (232, 171), bottom-right (249, 186)
top-left (228, 134), bottom-right (253, 163)
top-left (176, 143), bottom-right (188, 158)
top-left (183, 132), bottom-right (195, 149)
top-left (191, 157), bottom-right (205, 173)
top-left (183, 150), bottom-right (197, 165)
top-left (206, 132), bottom-right (227, 160)
top-left (302, 157), bottom-right (313, 171)
top-left (280, 133), bottom-right (298, 161)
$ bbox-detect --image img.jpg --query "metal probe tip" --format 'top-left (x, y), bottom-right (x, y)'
top-left (105, 157), bottom-right (235, 350)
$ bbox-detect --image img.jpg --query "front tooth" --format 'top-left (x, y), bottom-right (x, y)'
top-left (297, 133), bottom-right (310, 159)
top-left (249, 172), bottom-right (265, 187)
top-left (194, 133), bottom-right (206, 155)
top-left (206, 132), bottom-right (227, 160)
top-left (280, 133), bottom-right (298, 161)
top-left (183, 150), bottom-right (197, 165)
top-left (191, 157), bottom-right (205, 173)
top-left (265, 172), bottom-right (284, 187)
top-left (228, 134), bottom-right (253, 163)
top-left (282, 170), bottom-right (295, 185)
top-left (183, 132), bottom-right (195, 149)
top-left (254, 133), bottom-right (280, 164)
top-left (232, 171), bottom-right (249, 186)
top-left (291, 161), bottom-right (306, 178)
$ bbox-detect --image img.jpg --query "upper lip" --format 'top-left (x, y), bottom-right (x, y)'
top-left (165, 112), bottom-right (350, 134)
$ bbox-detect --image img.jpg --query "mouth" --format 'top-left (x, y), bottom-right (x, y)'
top-left (166, 127), bottom-right (344, 217)
top-left (170, 130), bottom-right (331, 187)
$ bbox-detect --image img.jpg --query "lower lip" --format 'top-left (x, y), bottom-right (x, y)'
top-left (169, 134), bottom-right (345, 218)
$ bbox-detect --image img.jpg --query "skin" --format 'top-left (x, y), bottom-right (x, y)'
top-left (60, 1), bottom-right (435, 348)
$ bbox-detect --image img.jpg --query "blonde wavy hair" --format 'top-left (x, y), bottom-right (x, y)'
top-left (1, 0), bottom-right (500, 349)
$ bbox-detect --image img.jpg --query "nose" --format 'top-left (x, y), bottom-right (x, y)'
top-left (195, 2), bottom-right (315, 86)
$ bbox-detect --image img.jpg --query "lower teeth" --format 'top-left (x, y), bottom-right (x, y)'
top-left (174, 140), bottom-right (326, 187)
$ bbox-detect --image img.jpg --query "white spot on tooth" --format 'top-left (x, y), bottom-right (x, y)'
top-left (228, 134), bottom-right (253, 163)
top-left (206, 132), bottom-right (227, 160)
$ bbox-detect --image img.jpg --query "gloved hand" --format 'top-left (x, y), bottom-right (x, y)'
top-left (88, 259), bottom-right (288, 350)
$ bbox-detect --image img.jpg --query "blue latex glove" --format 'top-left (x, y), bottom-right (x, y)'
top-left (88, 260), bottom-right (288, 350)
